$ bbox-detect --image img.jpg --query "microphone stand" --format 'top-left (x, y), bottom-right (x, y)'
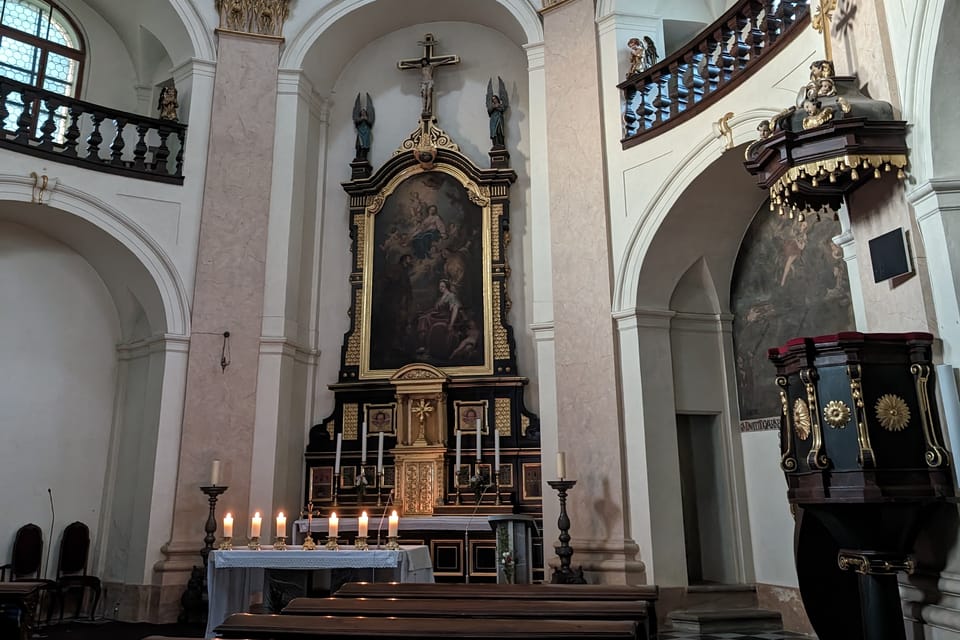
top-left (464, 481), bottom-right (491, 584)
top-left (375, 490), bottom-right (394, 550)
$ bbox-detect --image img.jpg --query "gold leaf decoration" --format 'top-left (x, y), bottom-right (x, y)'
top-left (875, 394), bottom-right (910, 432)
top-left (823, 400), bottom-right (851, 428)
top-left (793, 398), bottom-right (811, 441)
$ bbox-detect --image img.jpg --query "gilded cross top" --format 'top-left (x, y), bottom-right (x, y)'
top-left (397, 33), bottom-right (461, 120)
top-left (811, 0), bottom-right (838, 62)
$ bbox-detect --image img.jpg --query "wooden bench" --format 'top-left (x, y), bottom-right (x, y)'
top-left (334, 581), bottom-right (659, 601)
top-left (283, 597), bottom-right (653, 640)
top-left (216, 613), bottom-right (639, 640)
top-left (0, 581), bottom-right (46, 640)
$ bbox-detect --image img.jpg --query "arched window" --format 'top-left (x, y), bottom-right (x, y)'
top-left (0, 0), bottom-right (84, 135)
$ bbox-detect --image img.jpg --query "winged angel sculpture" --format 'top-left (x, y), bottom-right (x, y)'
top-left (353, 93), bottom-right (375, 161)
top-left (486, 77), bottom-right (509, 148)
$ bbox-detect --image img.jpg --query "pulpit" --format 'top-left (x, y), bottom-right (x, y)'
top-left (768, 332), bottom-right (954, 640)
top-left (488, 514), bottom-right (535, 584)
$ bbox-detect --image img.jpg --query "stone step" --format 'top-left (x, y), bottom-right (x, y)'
top-left (667, 608), bottom-right (784, 634)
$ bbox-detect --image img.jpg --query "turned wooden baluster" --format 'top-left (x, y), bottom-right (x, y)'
top-left (745, 1), bottom-right (767, 59)
top-left (765, 0), bottom-right (784, 44)
top-left (638, 80), bottom-right (655, 131)
top-left (649, 71), bottom-right (666, 125)
top-left (730, 13), bottom-right (751, 71)
top-left (667, 61), bottom-right (681, 118)
top-left (110, 117), bottom-right (127, 166)
top-left (37, 98), bottom-right (59, 151)
top-left (14, 91), bottom-right (33, 144)
top-left (63, 105), bottom-right (81, 157)
top-left (132, 124), bottom-right (149, 170)
top-left (174, 130), bottom-right (186, 177)
top-left (682, 51), bottom-right (702, 107)
top-left (698, 34), bottom-right (721, 94)
top-left (0, 85), bottom-right (11, 133)
top-left (716, 26), bottom-right (735, 84)
top-left (86, 113), bottom-right (104, 161)
top-left (154, 129), bottom-right (171, 174)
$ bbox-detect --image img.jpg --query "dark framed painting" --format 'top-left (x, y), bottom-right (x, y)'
top-left (469, 540), bottom-right (498, 577)
top-left (360, 465), bottom-right (378, 488)
top-left (381, 465), bottom-right (396, 489)
top-left (309, 466), bottom-right (334, 503)
top-left (454, 400), bottom-right (488, 434)
top-left (364, 403), bottom-right (397, 435)
top-left (362, 167), bottom-right (492, 377)
top-left (497, 463), bottom-right (514, 488)
top-left (521, 463), bottom-right (542, 501)
top-left (340, 466), bottom-right (357, 489)
top-left (430, 539), bottom-right (464, 577)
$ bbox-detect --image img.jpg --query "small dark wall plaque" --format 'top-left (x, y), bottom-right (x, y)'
top-left (868, 227), bottom-right (912, 283)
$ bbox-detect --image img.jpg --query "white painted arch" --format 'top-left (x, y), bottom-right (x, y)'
top-left (0, 175), bottom-right (190, 338)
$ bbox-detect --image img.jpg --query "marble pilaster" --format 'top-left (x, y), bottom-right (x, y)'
top-left (156, 30), bottom-right (283, 615)
top-left (542, 0), bottom-right (640, 584)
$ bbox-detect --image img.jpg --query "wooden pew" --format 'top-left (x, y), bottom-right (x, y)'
top-left (283, 597), bottom-right (652, 640)
top-left (334, 581), bottom-right (659, 601)
top-left (216, 613), bottom-right (639, 640)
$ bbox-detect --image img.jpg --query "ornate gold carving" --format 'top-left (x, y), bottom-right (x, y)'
top-left (403, 461), bottom-right (437, 515)
top-left (811, 0), bottom-right (838, 61)
top-left (394, 121), bottom-right (460, 156)
top-left (778, 376), bottom-right (796, 472)
top-left (354, 213), bottom-right (365, 271)
top-left (801, 368), bottom-right (829, 469)
top-left (216, 0), bottom-right (290, 38)
top-left (875, 394), bottom-right (910, 432)
top-left (327, 420), bottom-right (335, 439)
top-left (492, 203), bottom-right (504, 262)
top-left (793, 398), bottom-right (811, 441)
top-left (847, 365), bottom-right (877, 467)
top-left (344, 289), bottom-right (362, 366)
top-left (493, 288), bottom-right (510, 359)
top-left (495, 397), bottom-right (512, 437)
top-left (838, 552), bottom-right (915, 576)
top-left (910, 364), bottom-right (949, 467)
top-left (520, 415), bottom-right (530, 438)
top-left (823, 400), bottom-right (851, 428)
top-left (343, 404), bottom-right (359, 440)
top-left (399, 369), bottom-right (443, 380)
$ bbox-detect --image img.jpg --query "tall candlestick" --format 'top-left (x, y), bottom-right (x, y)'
top-left (361, 421), bottom-right (368, 463)
top-left (476, 418), bottom-right (482, 461)
top-left (377, 432), bottom-right (385, 474)
top-left (358, 511), bottom-right (369, 538)
top-left (455, 430), bottom-right (462, 471)
top-left (210, 459), bottom-right (221, 486)
top-left (250, 511), bottom-right (262, 538)
top-left (388, 510), bottom-right (399, 537)
top-left (329, 512), bottom-right (339, 539)
top-left (334, 433), bottom-right (343, 474)
top-left (557, 451), bottom-right (567, 480)
top-left (494, 431), bottom-right (500, 472)
top-left (223, 512), bottom-right (233, 538)
top-left (276, 512), bottom-right (286, 538)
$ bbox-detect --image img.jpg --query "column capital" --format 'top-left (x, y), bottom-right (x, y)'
top-left (216, 0), bottom-right (291, 40)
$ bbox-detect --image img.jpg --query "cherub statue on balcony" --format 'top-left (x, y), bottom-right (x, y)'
top-left (626, 36), bottom-right (659, 77)
top-left (158, 86), bottom-right (179, 122)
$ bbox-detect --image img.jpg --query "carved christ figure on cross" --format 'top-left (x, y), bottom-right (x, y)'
top-left (397, 33), bottom-right (461, 120)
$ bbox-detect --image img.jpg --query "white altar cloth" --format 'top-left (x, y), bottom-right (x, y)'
top-left (205, 545), bottom-right (433, 638)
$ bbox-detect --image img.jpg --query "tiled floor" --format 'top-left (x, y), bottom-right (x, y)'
top-left (661, 632), bottom-right (814, 640)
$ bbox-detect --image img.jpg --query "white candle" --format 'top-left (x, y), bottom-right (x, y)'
top-left (494, 431), bottom-right (500, 472)
top-left (358, 511), bottom-right (369, 538)
top-left (455, 430), bottom-right (462, 472)
top-left (377, 432), bottom-right (385, 474)
top-left (557, 452), bottom-right (566, 480)
top-left (210, 459), bottom-right (221, 486)
top-left (251, 511), bottom-right (262, 538)
top-left (329, 512), bottom-right (339, 539)
top-left (361, 421), bottom-right (368, 463)
top-left (475, 418), bottom-right (482, 461)
top-left (388, 510), bottom-right (399, 538)
top-left (223, 512), bottom-right (233, 538)
top-left (334, 433), bottom-right (343, 475)
top-left (276, 512), bottom-right (286, 538)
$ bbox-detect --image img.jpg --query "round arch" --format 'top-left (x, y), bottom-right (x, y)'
top-left (0, 175), bottom-right (190, 338)
top-left (169, 0), bottom-right (216, 61)
top-left (613, 109), bottom-right (778, 312)
top-left (281, 0), bottom-right (543, 91)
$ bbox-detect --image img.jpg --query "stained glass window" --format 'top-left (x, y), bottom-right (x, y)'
top-left (0, 0), bottom-right (83, 137)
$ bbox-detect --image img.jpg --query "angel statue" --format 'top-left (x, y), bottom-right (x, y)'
top-left (642, 36), bottom-right (659, 70)
top-left (157, 85), bottom-right (179, 121)
top-left (352, 92), bottom-right (375, 161)
top-left (486, 76), bottom-right (509, 149)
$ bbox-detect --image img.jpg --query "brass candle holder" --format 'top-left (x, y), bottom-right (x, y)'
top-left (247, 536), bottom-right (261, 550)
top-left (325, 535), bottom-right (339, 551)
top-left (274, 536), bottom-right (287, 550)
top-left (219, 536), bottom-right (233, 550)
top-left (302, 534), bottom-right (317, 550)
top-left (386, 535), bottom-right (400, 550)
top-left (355, 536), bottom-right (369, 550)
top-left (301, 500), bottom-right (320, 551)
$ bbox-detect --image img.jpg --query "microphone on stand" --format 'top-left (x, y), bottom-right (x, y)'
top-left (464, 481), bottom-right (492, 584)
top-left (375, 489), bottom-right (395, 549)
top-left (44, 488), bottom-right (55, 579)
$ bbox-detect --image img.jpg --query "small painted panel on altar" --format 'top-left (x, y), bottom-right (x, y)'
top-left (521, 463), bottom-right (542, 501)
top-left (454, 399), bottom-right (488, 434)
top-left (309, 466), bottom-right (334, 502)
top-left (381, 465), bottom-right (396, 488)
top-left (364, 403), bottom-right (397, 434)
top-left (340, 466), bottom-right (357, 489)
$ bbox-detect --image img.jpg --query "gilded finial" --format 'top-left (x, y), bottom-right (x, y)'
top-left (811, 0), bottom-right (838, 62)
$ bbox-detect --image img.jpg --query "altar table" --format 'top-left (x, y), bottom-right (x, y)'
top-left (205, 546), bottom-right (433, 638)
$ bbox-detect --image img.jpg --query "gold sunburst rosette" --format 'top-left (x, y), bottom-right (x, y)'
top-left (823, 400), bottom-right (851, 428)
top-left (875, 394), bottom-right (910, 432)
top-left (793, 398), bottom-right (811, 440)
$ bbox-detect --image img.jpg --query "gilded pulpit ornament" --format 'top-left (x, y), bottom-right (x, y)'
top-left (823, 400), bottom-right (851, 428)
top-left (875, 394), bottom-right (910, 432)
top-left (793, 398), bottom-right (811, 441)
top-left (811, 0), bottom-right (838, 62)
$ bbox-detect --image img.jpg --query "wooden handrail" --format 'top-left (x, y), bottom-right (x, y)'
top-left (0, 76), bottom-right (187, 184)
top-left (617, 0), bottom-right (810, 148)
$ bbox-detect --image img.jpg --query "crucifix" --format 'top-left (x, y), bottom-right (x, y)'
top-left (397, 33), bottom-right (460, 120)
top-left (811, 0), bottom-right (838, 62)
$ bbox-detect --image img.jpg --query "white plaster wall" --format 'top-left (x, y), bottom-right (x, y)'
top-left (740, 430), bottom-right (798, 586)
top-left (0, 221), bottom-right (119, 575)
top-left (312, 21), bottom-right (536, 418)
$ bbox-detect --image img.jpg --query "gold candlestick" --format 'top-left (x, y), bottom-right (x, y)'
top-left (247, 536), bottom-right (261, 550)
top-left (302, 534), bottom-right (316, 550)
top-left (325, 535), bottom-right (339, 551)
top-left (219, 536), bottom-right (233, 550)
top-left (355, 536), bottom-right (369, 550)
top-left (386, 535), bottom-right (400, 550)
top-left (274, 536), bottom-right (287, 550)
